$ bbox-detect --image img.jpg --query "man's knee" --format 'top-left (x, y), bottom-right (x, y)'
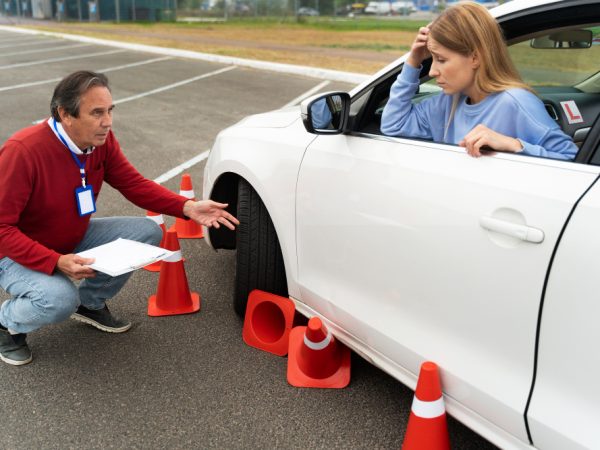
top-left (9, 279), bottom-right (79, 329)
top-left (38, 282), bottom-right (79, 323)
top-left (137, 219), bottom-right (163, 246)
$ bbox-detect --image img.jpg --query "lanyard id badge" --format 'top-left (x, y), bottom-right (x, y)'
top-left (75, 185), bottom-right (96, 216)
top-left (52, 119), bottom-right (96, 216)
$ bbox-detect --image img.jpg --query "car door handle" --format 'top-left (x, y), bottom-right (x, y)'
top-left (479, 216), bottom-right (544, 244)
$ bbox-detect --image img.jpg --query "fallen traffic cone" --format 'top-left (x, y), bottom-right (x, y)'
top-left (287, 316), bottom-right (350, 388)
top-left (243, 289), bottom-right (296, 356)
top-left (143, 211), bottom-right (167, 272)
top-left (148, 230), bottom-right (200, 316)
top-left (402, 361), bottom-right (450, 450)
top-left (168, 173), bottom-right (203, 239)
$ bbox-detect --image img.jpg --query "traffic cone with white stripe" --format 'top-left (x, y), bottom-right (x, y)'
top-left (402, 361), bottom-right (450, 450)
top-left (243, 289), bottom-right (296, 356)
top-left (168, 173), bottom-right (203, 239)
top-left (147, 230), bottom-right (200, 316)
top-left (143, 211), bottom-right (167, 272)
top-left (287, 317), bottom-right (350, 388)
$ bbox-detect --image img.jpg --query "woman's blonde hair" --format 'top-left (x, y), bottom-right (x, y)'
top-left (429, 2), bottom-right (531, 94)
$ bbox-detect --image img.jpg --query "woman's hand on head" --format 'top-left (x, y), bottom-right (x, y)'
top-left (459, 124), bottom-right (523, 157)
top-left (407, 26), bottom-right (432, 68)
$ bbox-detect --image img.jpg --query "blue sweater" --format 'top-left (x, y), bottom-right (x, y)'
top-left (380, 64), bottom-right (578, 161)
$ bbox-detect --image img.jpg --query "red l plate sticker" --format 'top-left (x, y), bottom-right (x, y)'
top-left (560, 100), bottom-right (584, 124)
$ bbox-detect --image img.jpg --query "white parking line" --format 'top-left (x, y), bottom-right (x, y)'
top-left (0, 56), bottom-right (172, 93)
top-left (113, 66), bottom-right (236, 105)
top-left (153, 150), bottom-right (210, 184)
top-left (0, 35), bottom-right (54, 45)
top-left (0, 38), bottom-right (60, 49)
top-left (281, 80), bottom-right (331, 108)
top-left (31, 65), bottom-right (236, 124)
top-left (0, 42), bottom-right (91, 57)
top-left (0, 49), bottom-right (126, 70)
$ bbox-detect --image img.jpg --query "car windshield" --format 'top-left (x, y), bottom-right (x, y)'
top-left (508, 26), bottom-right (600, 90)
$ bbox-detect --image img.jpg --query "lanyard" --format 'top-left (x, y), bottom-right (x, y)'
top-left (52, 119), bottom-right (87, 187)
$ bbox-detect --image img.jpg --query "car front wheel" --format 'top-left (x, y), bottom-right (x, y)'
top-left (234, 179), bottom-right (288, 318)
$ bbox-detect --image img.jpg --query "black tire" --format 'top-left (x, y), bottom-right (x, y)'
top-left (234, 179), bottom-right (288, 318)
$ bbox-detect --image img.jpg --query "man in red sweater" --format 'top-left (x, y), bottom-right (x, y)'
top-left (0, 70), bottom-right (239, 366)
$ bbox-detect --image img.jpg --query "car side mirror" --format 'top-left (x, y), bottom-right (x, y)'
top-left (301, 92), bottom-right (351, 135)
top-left (530, 29), bottom-right (593, 49)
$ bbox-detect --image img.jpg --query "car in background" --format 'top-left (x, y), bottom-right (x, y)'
top-left (392, 0), bottom-right (416, 14)
top-left (203, 1), bottom-right (600, 448)
top-left (350, 1), bottom-right (366, 12)
top-left (340, 2), bottom-right (367, 16)
top-left (364, 0), bottom-right (415, 15)
top-left (297, 6), bottom-right (319, 15)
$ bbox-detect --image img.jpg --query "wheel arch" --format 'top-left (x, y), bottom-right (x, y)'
top-left (207, 172), bottom-right (241, 250)
top-left (206, 165), bottom-right (300, 301)
top-left (207, 171), bottom-right (287, 251)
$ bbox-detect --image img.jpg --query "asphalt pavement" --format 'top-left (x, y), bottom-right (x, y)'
top-left (0, 22), bottom-right (497, 449)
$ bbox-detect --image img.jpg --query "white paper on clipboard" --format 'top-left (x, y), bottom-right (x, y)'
top-left (77, 238), bottom-right (173, 277)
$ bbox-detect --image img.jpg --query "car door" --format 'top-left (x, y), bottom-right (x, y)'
top-left (526, 123), bottom-right (600, 449)
top-left (295, 133), bottom-right (600, 442)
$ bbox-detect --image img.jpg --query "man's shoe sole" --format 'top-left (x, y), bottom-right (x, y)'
top-left (0, 353), bottom-right (32, 366)
top-left (70, 313), bottom-right (132, 333)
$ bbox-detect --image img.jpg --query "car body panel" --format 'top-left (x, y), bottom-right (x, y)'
top-left (293, 299), bottom-right (537, 450)
top-left (488, 0), bottom-right (563, 18)
top-left (527, 179), bottom-right (600, 450)
top-left (295, 132), bottom-right (599, 442)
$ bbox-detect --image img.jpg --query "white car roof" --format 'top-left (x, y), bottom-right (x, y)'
top-left (490, 0), bottom-right (565, 18)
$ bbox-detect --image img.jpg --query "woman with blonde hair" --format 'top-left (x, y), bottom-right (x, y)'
top-left (381, 1), bottom-right (577, 160)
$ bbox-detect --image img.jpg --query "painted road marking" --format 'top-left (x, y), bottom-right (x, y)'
top-left (0, 42), bottom-right (91, 57)
top-left (114, 66), bottom-right (236, 105)
top-left (0, 56), bottom-right (172, 93)
top-left (153, 151), bottom-right (210, 184)
top-left (0, 49), bottom-right (126, 70)
top-left (282, 80), bottom-right (331, 108)
top-left (31, 65), bottom-right (236, 124)
top-left (0, 37), bottom-right (60, 49)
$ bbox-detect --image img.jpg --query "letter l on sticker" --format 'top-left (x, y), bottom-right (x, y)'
top-left (560, 100), bottom-right (584, 124)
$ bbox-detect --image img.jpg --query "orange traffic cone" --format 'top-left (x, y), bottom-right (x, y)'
top-left (147, 230), bottom-right (200, 316)
top-left (402, 361), bottom-right (450, 450)
top-left (168, 174), bottom-right (203, 239)
top-left (243, 289), bottom-right (296, 356)
top-left (287, 317), bottom-right (350, 388)
top-left (143, 211), bottom-right (167, 272)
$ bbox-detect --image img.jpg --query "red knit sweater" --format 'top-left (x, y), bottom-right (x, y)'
top-left (0, 122), bottom-right (188, 274)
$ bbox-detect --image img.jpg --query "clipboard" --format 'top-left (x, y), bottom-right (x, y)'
top-left (76, 238), bottom-right (173, 277)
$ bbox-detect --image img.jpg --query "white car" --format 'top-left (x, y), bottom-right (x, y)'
top-left (364, 1), bottom-right (415, 15)
top-left (203, 1), bottom-right (600, 448)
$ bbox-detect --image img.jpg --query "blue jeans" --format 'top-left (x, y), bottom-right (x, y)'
top-left (0, 217), bottom-right (162, 334)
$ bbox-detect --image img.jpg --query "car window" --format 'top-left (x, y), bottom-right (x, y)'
top-left (359, 23), bottom-right (600, 161)
top-left (417, 25), bottom-right (600, 91)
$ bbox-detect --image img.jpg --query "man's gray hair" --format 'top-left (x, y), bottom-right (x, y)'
top-left (50, 71), bottom-right (110, 122)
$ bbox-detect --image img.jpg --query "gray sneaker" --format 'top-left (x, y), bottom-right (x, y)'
top-left (0, 327), bottom-right (33, 366)
top-left (71, 305), bottom-right (132, 333)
